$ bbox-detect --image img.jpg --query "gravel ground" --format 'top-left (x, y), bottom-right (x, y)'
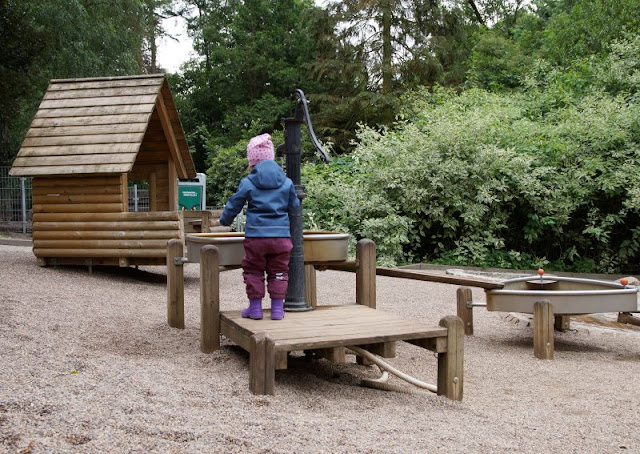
top-left (2, 244), bottom-right (640, 453)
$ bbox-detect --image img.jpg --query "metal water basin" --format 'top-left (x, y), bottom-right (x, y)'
top-left (186, 231), bottom-right (350, 266)
top-left (485, 276), bottom-right (639, 314)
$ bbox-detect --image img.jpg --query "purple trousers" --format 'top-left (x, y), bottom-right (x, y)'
top-left (242, 237), bottom-right (293, 300)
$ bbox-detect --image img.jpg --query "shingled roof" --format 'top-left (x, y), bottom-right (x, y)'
top-left (9, 74), bottom-right (196, 178)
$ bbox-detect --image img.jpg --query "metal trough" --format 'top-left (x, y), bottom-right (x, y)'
top-left (186, 231), bottom-right (349, 266)
top-left (485, 275), bottom-right (639, 314)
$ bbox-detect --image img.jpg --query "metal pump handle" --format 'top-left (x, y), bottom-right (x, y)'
top-left (291, 89), bottom-right (330, 163)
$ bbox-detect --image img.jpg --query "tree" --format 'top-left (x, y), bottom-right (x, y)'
top-left (173, 0), bottom-right (323, 174)
top-left (0, 0), bottom-right (148, 165)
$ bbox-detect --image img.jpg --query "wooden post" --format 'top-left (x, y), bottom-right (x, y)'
top-left (304, 264), bottom-right (317, 308)
top-left (356, 239), bottom-right (376, 308)
top-left (534, 300), bottom-right (554, 360)
top-left (166, 239), bottom-right (184, 329)
top-left (554, 315), bottom-right (570, 331)
top-left (437, 315), bottom-right (464, 401)
top-left (200, 245), bottom-right (220, 353)
top-left (249, 333), bottom-right (275, 395)
top-left (456, 287), bottom-right (474, 335)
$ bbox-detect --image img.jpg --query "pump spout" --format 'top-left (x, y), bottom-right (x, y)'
top-left (291, 89), bottom-right (330, 163)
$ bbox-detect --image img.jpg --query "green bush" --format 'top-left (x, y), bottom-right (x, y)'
top-left (303, 66), bottom-right (640, 273)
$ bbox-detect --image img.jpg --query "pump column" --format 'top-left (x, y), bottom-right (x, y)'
top-left (283, 115), bottom-right (310, 311)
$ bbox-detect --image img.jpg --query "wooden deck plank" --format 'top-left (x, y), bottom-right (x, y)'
top-left (221, 305), bottom-right (448, 352)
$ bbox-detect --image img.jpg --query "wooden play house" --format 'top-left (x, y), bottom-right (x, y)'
top-left (9, 74), bottom-right (198, 266)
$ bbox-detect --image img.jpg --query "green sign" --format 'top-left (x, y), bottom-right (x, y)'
top-left (178, 185), bottom-right (203, 210)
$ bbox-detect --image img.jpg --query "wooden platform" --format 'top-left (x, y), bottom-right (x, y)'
top-left (220, 305), bottom-right (463, 399)
top-left (167, 240), bottom-right (465, 400)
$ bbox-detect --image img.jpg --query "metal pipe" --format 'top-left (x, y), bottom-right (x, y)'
top-left (487, 289), bottom-right (638, 297)
top-left (347, 345), bottom-right (437, 393)
top-left (500, 275), bottom-right (629, 289)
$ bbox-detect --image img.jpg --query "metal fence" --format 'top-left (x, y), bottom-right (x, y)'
top-left (128, 185), bottom-right (149, 212)
top-left (0, 167), bottom-right (32, 233)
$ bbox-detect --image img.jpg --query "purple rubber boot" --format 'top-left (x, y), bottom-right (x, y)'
top-left (241, 298), bottom-right (263, 320)
top-left (271, 299), bottom-right (285, 320)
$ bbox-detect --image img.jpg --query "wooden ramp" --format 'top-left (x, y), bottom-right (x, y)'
top-left (220, 305), bottom-right (463, 399)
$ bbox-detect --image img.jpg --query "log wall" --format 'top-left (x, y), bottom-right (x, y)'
top-left (32, 175), bottom-right (182, 266)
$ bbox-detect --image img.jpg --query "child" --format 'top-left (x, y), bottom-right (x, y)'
top-left (218, 133), bottom-right (300, 320)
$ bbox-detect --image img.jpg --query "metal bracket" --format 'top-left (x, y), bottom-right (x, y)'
top-left (174, 256), bottom-right (189, 266)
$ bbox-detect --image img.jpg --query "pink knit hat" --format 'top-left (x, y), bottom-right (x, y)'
top-left (247, 133), bottom-right (275, 167)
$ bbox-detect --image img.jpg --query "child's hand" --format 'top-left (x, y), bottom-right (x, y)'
top-left (212, 218), bottom-right (221, 227)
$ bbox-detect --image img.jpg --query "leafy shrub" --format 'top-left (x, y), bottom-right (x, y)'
top-left (303, 75), bottom-right (640, 273)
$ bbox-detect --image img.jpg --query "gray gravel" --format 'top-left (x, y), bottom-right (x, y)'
top-left (2, 244), bottom-right (640, 453)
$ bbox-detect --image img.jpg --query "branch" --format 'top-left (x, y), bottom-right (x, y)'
top-left (466, 0), bottom-right (486, 26)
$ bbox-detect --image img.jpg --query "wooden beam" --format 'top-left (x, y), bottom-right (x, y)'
top-left (534, 300), bottom-right (554, 360)
top-left (437, 315), bottom-right (464, 401)
top-left (167, 239), bottom-right (185, 329)
top-left (456, 287), bottom-right (474, 335)
top-left (376, 267), bottom-right (504, 290)
top-left (200, 246), bottom-right (221, 353)
top-left (356, 239), bottom-right (376, 308)
top-left (155, 94), bottom-right (187, 178)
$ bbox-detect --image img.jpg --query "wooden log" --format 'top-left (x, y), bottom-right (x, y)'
top-left (33, 193), bottom-right (123, 205)
top-left (32, 230), bottom-right (181, 240)
top-left (356, 239), bottom-right (376, 308)
top-left (34, 221), bottom-right (181, 231)
top-left (456, 287), bottom-right (474, 335)
top-left (32, 185), bottom-right (122, 196)
top-left (534, 300), bottom-right (554, 360)
top-left (33, 211), bottom-right (180, 222)
top-left (33, 239), bottom-right (170, 249)
top-left (200, 246), bottom-right (220, 353)
top-left (33, 248), bottom-right (168, 258)
top-left (437, 315), bottom-right (464, 401)
top-left (249, 333), bottom-right (275, 395)
top-left (32, 175), bottom-right (122, 187)
top-left (166, 239), bottom-right (185, 329)
top-left (305, 264), bottom-right (317, 308)
top-left (33, 203), bottom-right (124, 213)
top-left (554, 315), bottom-right (570, 332)
top-left (249, 333), bottom-right (267, 395)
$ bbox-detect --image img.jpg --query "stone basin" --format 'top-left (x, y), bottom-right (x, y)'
top-left (186, 231), bottom-right (350, 266)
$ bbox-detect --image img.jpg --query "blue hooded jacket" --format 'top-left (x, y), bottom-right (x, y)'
top-left (219, 160), bottom-right (300, 237)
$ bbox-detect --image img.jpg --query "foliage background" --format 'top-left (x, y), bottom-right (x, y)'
top-left (2, 0), bottom-right (639, 272)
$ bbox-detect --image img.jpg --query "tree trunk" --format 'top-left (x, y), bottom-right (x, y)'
top-left (381, 0), bottom-right (393, 124)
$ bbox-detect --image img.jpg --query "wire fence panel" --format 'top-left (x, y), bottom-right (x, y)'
top-left (0, 167), bottom-right (32, 233)
top-left (128, 186), bottom-right (149, 212)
